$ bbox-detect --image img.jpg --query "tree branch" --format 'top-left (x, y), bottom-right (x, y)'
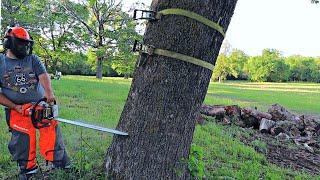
top-left (60, 1), bottom-right (99, 37)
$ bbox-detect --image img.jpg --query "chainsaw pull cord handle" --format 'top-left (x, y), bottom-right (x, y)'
top-left (31, 98), bottom-right (56, 129)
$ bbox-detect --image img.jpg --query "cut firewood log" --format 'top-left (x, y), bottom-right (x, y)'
top-left (271, 127), bottom-right (286, 136)
top-left (268, 104), bottom-right (299, 121)
top-left (270, 120), bottom-right (296, 136)
top-left (259, 118), bottom-right (276, 133)
top-left (242, 116), bottom-right (260, 129)
top-left (315, 125), bottom-right (320, 136)
top-left (200, 105), bottom-right (226, 117)
top-left (241, 107), bottom-right (272, 120)
top-left (224, 105), bottom-right (241, 116)
top-left (240, 108), bottom-right (271, 129)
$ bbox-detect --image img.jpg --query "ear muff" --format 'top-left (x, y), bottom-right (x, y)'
top-left (3, 37), bottom-right (12, 49)
top-left (3, 28), bottom-right (13, 49)
top-left (29, 36), bottom-right (34, 55)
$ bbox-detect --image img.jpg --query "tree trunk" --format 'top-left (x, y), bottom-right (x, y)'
top-left (96, 32), bottom-right (104, 79)
top-left (105, 0), bottom-right (237, 179)
top-left (96, 57), bottom-right (103, 79)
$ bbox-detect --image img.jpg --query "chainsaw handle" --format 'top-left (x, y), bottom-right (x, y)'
top-left (31, 98), bottom-right (55, 129)
top-left (38, 97), bottom-right (56, 105)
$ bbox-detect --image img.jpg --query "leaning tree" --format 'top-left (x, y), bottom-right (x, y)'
top-left (105, 0), bottom-right (238, 179)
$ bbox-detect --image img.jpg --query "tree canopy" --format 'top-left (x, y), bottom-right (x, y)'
top-left (212, 49), bottom-right (320, 83)
top-left (1, 0), bottom-right (141, 78)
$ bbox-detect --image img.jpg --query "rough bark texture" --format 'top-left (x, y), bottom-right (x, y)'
top-left (96, 58), bottom-right (103, 79)
top-left (105, 0), bottom-right (237, 179)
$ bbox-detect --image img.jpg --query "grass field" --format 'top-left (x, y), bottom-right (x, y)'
top-left (0, 76), bottom-right (319, 179)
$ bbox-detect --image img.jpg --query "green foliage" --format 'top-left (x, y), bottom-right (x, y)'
top-left (212, 54), bottom-right (234, 82)
top-left (111, 12), bottom-right (143, 78)
top-left (59, 52), bottom-right (94, 75)
top-left (1, 0), bottom-right (139, 78)
top-left (229, 49), bottom-right (249, 79)
top-left (60, 0), bottom-right (140, 78)
top-left (245, 49), bottom-right (290, 82)
top-left (285, 56), bottom-right (320, 82)
top-left (212, 49), bottom-right (248, 82)
top-left (212, 48), bottom-right (319, 83)
top-left (188, 144), bottom-right (206, 179)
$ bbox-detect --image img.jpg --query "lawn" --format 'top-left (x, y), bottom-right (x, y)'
top-left (0, 76), bottom-right (319, 179)
top-left (205, 81), bottom-right (320, 115)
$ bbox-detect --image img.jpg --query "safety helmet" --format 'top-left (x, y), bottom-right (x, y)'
top-left (3, 27), bottom-right (34, 59)
top-left (5, 27), bottom-right (33, 41)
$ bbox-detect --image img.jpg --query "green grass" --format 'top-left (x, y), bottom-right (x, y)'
top-left (0, 76), bottom-right (319, 179)
top-left (192, 122), bottom-right (317, 179)
top-left (205, 81), bottom-right (320, 115)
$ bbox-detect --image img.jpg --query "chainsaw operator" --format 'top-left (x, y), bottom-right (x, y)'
top-left (0, 27), bottom-right (70, 179)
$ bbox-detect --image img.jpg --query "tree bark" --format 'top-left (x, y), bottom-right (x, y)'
top-left (105, 0), bottom-right (237, 179)
top-left (96, 57), bottom-right (103, 79)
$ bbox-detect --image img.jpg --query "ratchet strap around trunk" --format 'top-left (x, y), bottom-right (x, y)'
top-left (132, 8), bottom-right (224, 71)
top-left (157, 8), bottom-right (225, 37)
top-left (133, 41), bottom-right (215, 71)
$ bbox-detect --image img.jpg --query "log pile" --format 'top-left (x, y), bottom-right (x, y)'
top-left (200, 104), bottom-right (320, 152)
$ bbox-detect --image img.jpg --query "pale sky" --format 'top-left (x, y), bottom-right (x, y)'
top-left (123, 0), bottom-right (320, 57)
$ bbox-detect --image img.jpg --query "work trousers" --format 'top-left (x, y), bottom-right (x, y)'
top-left (5, 104), bottom-right (70, 172)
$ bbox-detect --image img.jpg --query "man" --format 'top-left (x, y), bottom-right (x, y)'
top-left (0, 27), bottom-right (70, 179)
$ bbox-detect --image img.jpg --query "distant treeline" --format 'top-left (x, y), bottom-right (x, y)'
top-left (212, 49), bottom-right (320, 83)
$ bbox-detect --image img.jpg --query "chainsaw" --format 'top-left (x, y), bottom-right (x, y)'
top-left (29, 98), bottom-right (128, 136)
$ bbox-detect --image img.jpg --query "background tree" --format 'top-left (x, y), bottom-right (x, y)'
top-left (1, 0), bottom-right (29, 29)
top-left (105, 0), bottom-right (238, 178)
top-left (285, 55), bottom-right (304, 82)
top-left (211, 48), bottom-right (247, 82)
top-left (285, 56), bottom-right (319, 82)
top-left (245, 49), bottom-right (289, 82)
top-left (111, 12), bottom-right (143, 78)
top-left (313, 58), bottom-right (320, 82)
top-left (61, 0), bottom-right (139, 79)
top-left (30, 0), bottom-right (85, 72)
top-left (1, 0), bottom-right (89, 74)
top-left (228, 49), bottom-right (248, 79)
top-left (212, 54), bottom-right (238, 82)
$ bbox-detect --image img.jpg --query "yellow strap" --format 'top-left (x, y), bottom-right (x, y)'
top-left (157, 8), bottom-right (225, 37)
top-left (154, 48), bottom-right (214, 71)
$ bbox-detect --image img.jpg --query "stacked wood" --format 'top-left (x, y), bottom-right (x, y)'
top-left (200, 105), bottom-right (226, 117)
top-left (242, 107), bottom-right (272, 120)
top-left (200, 104), bottom-right (320, 152)
top-left (200, 105), bottom-right (242, 125)
top-left (268, 104), bottom-right (300, 122)
top-left (259, 118), bottom-right (276, 133)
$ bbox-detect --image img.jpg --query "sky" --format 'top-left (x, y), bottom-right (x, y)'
top-left (123, 0), bottom-right (320, 57)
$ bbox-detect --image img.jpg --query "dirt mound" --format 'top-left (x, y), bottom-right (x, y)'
top-left (267, 143), bottom-right (320, 175)
top-left (201, 104), bottom-right (320, 175)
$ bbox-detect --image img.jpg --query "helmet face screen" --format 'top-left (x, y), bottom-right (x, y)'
top-left (15, 39), bottom-right (31, 46)
top-left (11, 37), bottom-right (32, 59)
